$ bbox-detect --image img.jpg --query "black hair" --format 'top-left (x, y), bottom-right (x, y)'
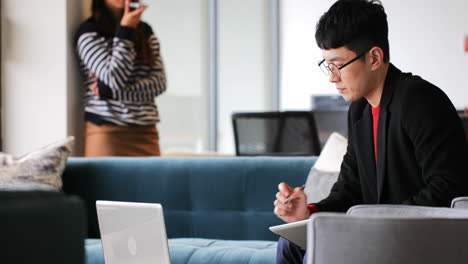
top-left (92, 0), bottom-right (119, 38)
top-left (315, 0), bottom-right (390, 62)
top-left (91, 0), bottom-right (154, 65)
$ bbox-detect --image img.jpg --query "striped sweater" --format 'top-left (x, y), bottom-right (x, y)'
top-left (76, 18), bottom-right (167, 126)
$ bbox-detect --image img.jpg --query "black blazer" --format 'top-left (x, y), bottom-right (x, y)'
top-left (316, 64), bottom-right (468, 212)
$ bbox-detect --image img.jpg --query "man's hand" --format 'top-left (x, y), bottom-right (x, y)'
top-left (121, 0), bottom-right (147, 28)
top-left (274, 182), bottom-right (310, 223)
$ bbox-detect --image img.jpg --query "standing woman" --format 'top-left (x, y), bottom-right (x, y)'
top-left (76, 0), bottom-right (167, 157)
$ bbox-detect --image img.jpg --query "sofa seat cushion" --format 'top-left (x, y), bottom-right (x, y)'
top-left (85, 239), bottom-right (105, 264)
top-left (169, 238), bottom-right (277, 264)
top-left (86, 238), bottom-right (277, 264)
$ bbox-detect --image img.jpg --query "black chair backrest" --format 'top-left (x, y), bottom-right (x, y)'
top-left (311, 95), bottom-right (350, 147)
top-left (313, 110), bottom-right (348, 147)
top-left (232, 111), bottom-right (321, 156)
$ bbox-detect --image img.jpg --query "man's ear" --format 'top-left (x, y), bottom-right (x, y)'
top-left (369, 46), bottom-right (384, 71)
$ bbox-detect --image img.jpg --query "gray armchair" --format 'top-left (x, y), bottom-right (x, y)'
top-left (306, 204), bottom-right (468, 264)
top-left (451, 197), bottom-right (468, 209)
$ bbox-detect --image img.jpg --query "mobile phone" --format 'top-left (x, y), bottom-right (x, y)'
top-left (129, 0), bottom-right (141, 11)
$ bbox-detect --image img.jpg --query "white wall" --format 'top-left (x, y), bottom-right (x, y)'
top-left (218, 0), bottom-right (272, 154)
top-left (1, 0), bottom-right (84, 155)
top-left (281, 0), bottom-right (468, 110)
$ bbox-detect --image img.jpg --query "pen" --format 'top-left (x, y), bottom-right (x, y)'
top-left (283, 185), bottom-right (306, 204)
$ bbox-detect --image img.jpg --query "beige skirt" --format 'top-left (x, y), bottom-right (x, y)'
top-left (85, 122), bottom-right (160, 157)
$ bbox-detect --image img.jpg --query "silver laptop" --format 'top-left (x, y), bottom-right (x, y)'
top-left (96, 201), bottom-right (171, 264)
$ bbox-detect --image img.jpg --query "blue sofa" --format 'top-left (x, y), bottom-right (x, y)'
top-left (62, 157), bottom-right (316, 264)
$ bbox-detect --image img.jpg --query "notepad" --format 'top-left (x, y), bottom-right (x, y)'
top-left (269, 219), bottom-right (310, 250)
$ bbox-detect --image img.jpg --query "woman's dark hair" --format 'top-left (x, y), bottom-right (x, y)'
top-left (315, 0), bottom-right (390, 62)
top-left (92, 0), bottom-right (154, 65)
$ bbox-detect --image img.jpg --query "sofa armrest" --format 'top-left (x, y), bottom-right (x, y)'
top-left (451, 197), bottom-right (468, 209)
top-left (0, 191), bottom-right (86, 264)
top-left (306, 212), bottom-right (468, 264)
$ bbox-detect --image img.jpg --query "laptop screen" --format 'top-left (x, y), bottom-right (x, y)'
top-left (96, 201), bottom-right (171, 264)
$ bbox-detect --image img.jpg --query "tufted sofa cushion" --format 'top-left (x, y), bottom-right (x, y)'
top-left (86, 238), bottom-right (277, 264)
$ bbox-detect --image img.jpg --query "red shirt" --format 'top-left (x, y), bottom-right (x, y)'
top-left (307, 105), bottom-right (381, 216)
top-left (371, 105), bottom-right (380, 163)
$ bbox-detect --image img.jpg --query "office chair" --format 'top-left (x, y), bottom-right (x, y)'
top-left (311, 95), bottom-right (350, 147)
top-left (232, 111), bottom-right (321, 156)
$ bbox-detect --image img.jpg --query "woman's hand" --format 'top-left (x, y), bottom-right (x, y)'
top-left (120, 0), bottom-right (147, 28)
top-left (91, 82), bottom-right (99, 97)
top-left (89, 74), bottom-right (99, 97)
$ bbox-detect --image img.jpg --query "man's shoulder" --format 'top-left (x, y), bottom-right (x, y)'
top-left (382, 66), bottom-right (449, 114)
top-left (393, 67), bottom-right (443, 100)
top-left (390, 65), bottom-right (456, 123)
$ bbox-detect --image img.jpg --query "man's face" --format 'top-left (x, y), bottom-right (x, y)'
top-left (321, 47), bottom-right (374, 102)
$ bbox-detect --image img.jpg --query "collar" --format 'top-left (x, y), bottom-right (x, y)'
top-left (379, 63), bottom-right (401, 110)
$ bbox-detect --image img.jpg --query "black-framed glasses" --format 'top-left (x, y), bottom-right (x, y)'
top-left (318, 51), bottom-right (368, 78)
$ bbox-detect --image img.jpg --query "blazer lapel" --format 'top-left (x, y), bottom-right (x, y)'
top-left (353, 105), bottom-right (378, 202)
top-left (376, 63), bottom-right (399, 202)
top-left (376, 109), bottom-right (388, 202)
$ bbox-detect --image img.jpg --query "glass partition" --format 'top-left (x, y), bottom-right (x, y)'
top-left (144, 0), bottom-right (210, 154)
top-left (144, 0), bottom-right (275, 154)
top-left (217, 0), bottom-right (274, 154)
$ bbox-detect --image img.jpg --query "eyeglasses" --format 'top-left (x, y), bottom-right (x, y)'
top-left (318, 51), bottom-right (368, 78)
